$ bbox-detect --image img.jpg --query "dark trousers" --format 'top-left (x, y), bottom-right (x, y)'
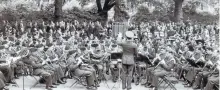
top-left (121, 64), bottom-right (134, 89)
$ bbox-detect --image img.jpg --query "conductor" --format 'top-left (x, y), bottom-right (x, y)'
top-left (117, 31), bottom-right (137, 90)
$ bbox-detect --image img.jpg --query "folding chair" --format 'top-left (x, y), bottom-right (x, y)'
top-left (69, 72), bottom-right (87, 88)
top-left (160, 76), bottom-right (178, 90)
top-left (30, 75), bottom-right (42, 89)
top-left (213, 83), bottom-right (219, 90)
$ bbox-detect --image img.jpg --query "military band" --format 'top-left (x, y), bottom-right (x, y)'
top-left (0, 20), bottom-right (219, 90)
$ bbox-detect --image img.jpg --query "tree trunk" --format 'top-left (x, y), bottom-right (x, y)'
top-left (96, 0), bottom-right (103, 13)
top-left (114, 0), bottom-right (129, 22)
top-left (173, 0), bottom-right (184, 22)
top-left (96, 0), bottom-right (116, 26)
top-left (54, 0), bottom-right (63, 22)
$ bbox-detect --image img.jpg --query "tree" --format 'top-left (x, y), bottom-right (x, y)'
top-left (54, 0), bottom-right (63, 22)
top-left (173, 0), bottom-right (184, 22)
top-left (114, 0), bottom-right (129, 22)
top-left (96, 0), bottom-right (116, 25)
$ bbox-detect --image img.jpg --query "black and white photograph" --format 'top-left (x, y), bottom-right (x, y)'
top-left (0, 0), bottom-right (219, 90)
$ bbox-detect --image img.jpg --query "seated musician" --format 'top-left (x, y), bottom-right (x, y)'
top-left (193, 50), bottom-right (219, 89)
top-left (183, 46), bottom-right (206, 87)
top-left (147, 47), bottom-right (176, 90)
top-left (0, 45), bottom-right (16, 85)
top-left (175, 44), bottom-right (195, 86)
top-left (134, 44), bottom-right (150, 85)
top-left (90, 43), bottom-right (107, 81)
top-left (203, 60), bottom-right (219, 90)
top-left (68, 47), bottom-right (98, 89)
top-left (20, 48), bottom-right (56, 90)
top-left (0, 70), bottom-right (9, 90)
top-left (43, 44), bottom-right (66, 84)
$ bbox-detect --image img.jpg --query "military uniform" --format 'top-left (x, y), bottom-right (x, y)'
top-left (43, 46), bottom-right (65, 84)
top-left (148, 50), bottom-right (176, 89)
top-left (21, 52), bottom-right (55, 89)
top-left (117, 39), bottom-right (137, 90)
top-left (68, 51), bottom-right (97, 89)
top-left (0, 46), bottom-right (15, 84)
top-left (0, 71), bottom-right (8, 90)
top-left (193, 54), bottom-right (219, 89)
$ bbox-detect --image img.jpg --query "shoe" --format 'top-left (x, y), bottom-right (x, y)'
top-left (10, 80), bottom-right (16, 84)
top-left (183, 82), bottom-right (188, 85)
top-left (49, 85), bottom-right (57, 88)
top-left (152, 87), bottom-right (158, 90)
top-left (57, 80), bottom-right (65, 84)
top-left (14, 76), bottom-right (19, 79)
top-left (5, 83), bottom-right (9, 86)
top-left (147, 85), bottom-right (154, 88)
top-left (145, 83), bottom-right (151, 87)
top-left (52, 83), bottom-right (59, 85)
top-left (184, 84), bottom-right (192, 87)
top-left (193, 85), bottom-right (200, 89)
top-left (3, 87), bottom-right (9, 90)
top-left (135, 81), bottom-right (139, 85)
top-left (61, 78), bottom-right (67, 83)
top-left (46, 87), bottom-right (53, 90)
top-left (96, 84), bottom-right (100, 87)
top-left (87, 86), bottom-right (96, 90)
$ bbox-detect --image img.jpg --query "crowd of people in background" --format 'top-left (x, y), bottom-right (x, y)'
top-left (0, 20), bottom-right (219, 90)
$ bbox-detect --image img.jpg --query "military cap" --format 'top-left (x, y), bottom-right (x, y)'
top-left (80, 47), bottom-right (86, 51)
top-left (2, 41), bottom-right (8, 45)
top-left (91, 43), bottom-right (99, 48)
top-left (8, 36), bottom-right (15, 41)
top-left (125, 31), bottom-right (135, 38)
top-left (111, 44), bottom-right (117, 48)
top-left (65, 45), bottom-right (71, 50)
top-left (36, 44), bottom-right (44, 48)
top-left (29, 47), bottom-right (38, 52)
top-left (69, 50), bottom-right (77, 55)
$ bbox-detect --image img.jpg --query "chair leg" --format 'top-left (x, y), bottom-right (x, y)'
top-left (158, 79), bottom-right (164, 86)
top-left (30, 80), bottom-right (39, 89)
top-left (70, 81), bottom-right (78, 88)
top-left (30, 76), bottom-right (40, 89)
top-left (162, 78), bottom-right (177, 90)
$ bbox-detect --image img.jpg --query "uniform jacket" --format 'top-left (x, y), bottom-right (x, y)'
top-left (118, 40), bottom-right (137, 65)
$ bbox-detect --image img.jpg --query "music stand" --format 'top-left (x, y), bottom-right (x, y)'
top-left (110, 52), bottom-right (122, 90)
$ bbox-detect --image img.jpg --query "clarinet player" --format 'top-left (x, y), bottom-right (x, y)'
top-left (116, 31), bottom-right (137, 90)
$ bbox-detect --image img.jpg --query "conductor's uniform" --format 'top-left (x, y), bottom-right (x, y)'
top-left (117, 31), bottom-right (137, 90)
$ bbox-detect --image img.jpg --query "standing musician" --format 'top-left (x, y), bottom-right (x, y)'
top-left (116, 31), bottom-right (137, 90)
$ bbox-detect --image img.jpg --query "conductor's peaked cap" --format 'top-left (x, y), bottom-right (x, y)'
top-left (125, 31), bottom-right (134, 38)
